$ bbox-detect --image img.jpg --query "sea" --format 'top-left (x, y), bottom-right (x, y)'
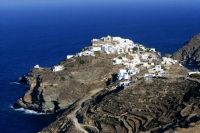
top-left (0, 1), bottom-right (200, 132)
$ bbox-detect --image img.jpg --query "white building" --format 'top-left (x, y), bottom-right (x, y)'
top-left (78, 51), bottom-right (95, 56)
top-left (139, 46), bottom-right (146, 51)
top-left (188, 72), bottom-right (200, 76)
top-left (67, 55), bottom-right (73, 59)
top-left (119, 81), bottom-right (132, 86)
top-left (101, 35), bottom-right (112, 42)
top-left (141, 62), bottom-right (149, 67)
top-left (53, 65), bottom-right (64, 72)
top-left (113, 58), bottom-right (123, 65)
top-left (102, 45), bottom-right (116, 54)
top-left (117, 69), bottom-right (129, 80)
top-left (91, 47), bottom-right (101, 51)
top-left (152, 65), bottom-right (163, 72)
top-left (150, 48), bottom-right (156, 52)
top-left (34, 64), bottom-right (40, 69)
top-left (112, 37), bottom-right (122, 42)
top-left (141, 53), bottom-right (149, 60)
top-left (144, 74), bottom-right (156, 78)
top-left (128, 68), bottom-right (140, 76)
top-left (91, 39), bottom-right (100, 43)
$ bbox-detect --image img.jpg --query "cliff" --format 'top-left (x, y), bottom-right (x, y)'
top-left (172, 33), bottom-right (200, 65)
top-left (14, 54), bottom-right (120, 113)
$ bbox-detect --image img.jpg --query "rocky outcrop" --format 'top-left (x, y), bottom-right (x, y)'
top-left (14, 54), bottom-right (120, 113)
top-left (172, 33), bottom-right (200, 64)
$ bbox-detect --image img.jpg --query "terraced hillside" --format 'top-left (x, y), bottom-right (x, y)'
top-left (42, 78), bottom-right (200, 133)
top-left (75, 78), bottom-right (200, 133)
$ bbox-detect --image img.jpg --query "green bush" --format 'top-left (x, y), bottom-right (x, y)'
top-left (189, 74), bottom-right (200, 79)
top-left (132, 47), bottom-right (138, 52)
top-left (79, 60), bottom-right (85, 64)
top-left (60, 77), bottom-right (65, 81)
top-left (94, 51), bottom-right (100, 56)
top-left (49, 84), bottom-right (53, 87)
top-left (161, 65), bottom-right (167, 70)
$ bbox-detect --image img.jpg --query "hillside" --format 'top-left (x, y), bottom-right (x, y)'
top-left (14, 36), bottom-right (200, 133)
top-left (172, 33), bottom-right (200, 65)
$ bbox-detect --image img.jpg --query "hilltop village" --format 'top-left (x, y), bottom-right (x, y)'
top-left (50, 36), bottom-right (180, 85)
top-left (16, 35), bottom-right (200, 133)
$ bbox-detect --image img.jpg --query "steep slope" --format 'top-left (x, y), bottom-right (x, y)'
top-left (172, 33), bottom-right (200, 64)
top-left (14, 54), bottom-right (120, 113)
top-left (41, 78), bottom-right (200, 133)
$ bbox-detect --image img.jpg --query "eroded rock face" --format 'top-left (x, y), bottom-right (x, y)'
top-left (14, 55), bottom-right (120, 113)
top-left (172, 33), bottom-right (200, 64)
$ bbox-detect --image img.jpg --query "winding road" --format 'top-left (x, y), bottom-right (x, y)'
top-left (67, 88), bottom-right (103, 133)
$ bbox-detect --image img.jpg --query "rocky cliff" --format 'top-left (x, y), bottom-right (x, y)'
top-left (14, 54), bottom-right (120, 113)
top-left (172, 33), bottom-right (200, 65)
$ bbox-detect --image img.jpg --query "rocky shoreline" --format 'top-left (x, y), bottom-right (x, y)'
top-left (14, 34), bottom-right (200, 132)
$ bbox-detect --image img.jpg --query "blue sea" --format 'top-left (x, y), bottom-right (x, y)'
top-left (0, 1), bottom-right (200, 132)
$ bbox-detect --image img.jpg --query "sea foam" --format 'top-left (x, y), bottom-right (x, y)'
top-left (10, 105), bottom-right (47, 115)
top-left (9, 82), bottom-right (20, 85)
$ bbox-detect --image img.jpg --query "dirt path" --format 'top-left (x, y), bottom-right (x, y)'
top-left (67, 88), bottom-right (103, 133)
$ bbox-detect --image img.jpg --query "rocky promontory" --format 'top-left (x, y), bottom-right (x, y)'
top-left (14, 54), bottom-right (119, 113)
top-left (173, 33), bottom-right (200, 65)
top-left (14, 35), bottom-right (200, 133)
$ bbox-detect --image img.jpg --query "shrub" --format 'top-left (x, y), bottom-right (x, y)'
top-left (94, 51), bottom-right (100, 56)
top-left (161, 65), bottom-right (167, 70)
top-left (132, 47), bottom-right (138, 52)
top-left (49, 84), bottom-right (53, 87)
top-left (189, 74), bottom-right (200, 79)
top-left (139, 48), bottom-right (144, 51)
top-left (60, 77), bottom-right (65, 81)
top-left (79, 60), bottom-right (85, 64)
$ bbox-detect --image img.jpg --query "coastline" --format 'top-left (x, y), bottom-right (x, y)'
top-left (14, 35), bottom-right (200, 133)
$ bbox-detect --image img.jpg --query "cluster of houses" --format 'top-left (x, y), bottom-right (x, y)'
top-left (33, 36), bottom-right (184, 85)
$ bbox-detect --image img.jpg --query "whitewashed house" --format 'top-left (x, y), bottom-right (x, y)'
top-left (91, 39), bottom-right (100, 43)
top-left (139, 45), bottom-right (146, 51)
top-left (188, 72), bottom-right (200, 76)
top-left (112, 37), bottom-right (122, 42)
top-left (113, 58), bottom-right (123, 65)
top-left (101, 45), bottom-right (116, 54)
top-left (53, 65), bottom-right (64, 72)
top-left (101, 35), bottom-right (112, 42)
top-left (78, 51), bottom-right (95, 56)
top-left (141, 62), bottom-right (149, 67)
top-left (119, 81), bottom-right (132, 86)
top-left (34, 64), bottom-right (40, 69)
top-left (150, 48), bottom-right (156, 52)
top-left (117, 69), bottom-right (129, 80)
top-left (128, 68), bottom-right (140, 76)
top-left (144, 74), bottom-right (156, 78)
top-left (141, 53), bottom-right (149, 60)
top-left (152, 65), bottom-right (163, 72)
top-left (67, 55), bottom-right (73, 59)
top-left (91, 47), bottom-right (101, 51)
